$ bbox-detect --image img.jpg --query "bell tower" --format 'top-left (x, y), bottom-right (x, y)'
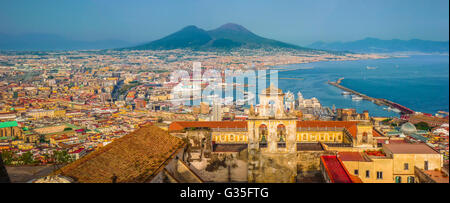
top-left (258, 84), bottom-right (286, 118)
top-left (247, 84), bottom-right (298, 183)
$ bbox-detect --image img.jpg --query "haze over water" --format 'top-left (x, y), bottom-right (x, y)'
top-left (276, 54), bottom-right (449, 117)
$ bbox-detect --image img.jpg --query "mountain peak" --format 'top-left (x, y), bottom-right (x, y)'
top-left (123, 23), bottom-right (311, 51)
top-left (181, 25), bottom-right (201, 31)
top-left (216, 23), bottom-right (251, 33)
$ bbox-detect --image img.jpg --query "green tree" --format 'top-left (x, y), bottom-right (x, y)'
top-left (19, 151), bottom-right (35, 165)
top-left (1, 150), bottom-right (14, 165)
top-left (39, 135), bottom-right (47, 143)
top-left (415, 122), bottom-right (431, 131)
top-left (53, 150), bottom-right (74, 165)
top-left (381, 118), bottom-right (392, 123)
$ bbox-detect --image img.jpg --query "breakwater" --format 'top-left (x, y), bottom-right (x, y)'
top-left (328, 78), bottom-right (415, 115)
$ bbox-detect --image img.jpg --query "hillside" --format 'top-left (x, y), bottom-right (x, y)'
top-left (123, 23), bottom-right (312, 51)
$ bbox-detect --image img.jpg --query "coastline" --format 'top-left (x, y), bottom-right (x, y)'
top-left (272, 54), bottom-right (448, 116)
top-left (267, 53), bottom-right (404, 70)
top-left (328, 78), bottom-right (414, 116)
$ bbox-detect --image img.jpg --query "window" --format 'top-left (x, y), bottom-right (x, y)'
top-left (424, 161), bottom-right (429, 170)
top-left (362, 132), bottom-right (368, 143)
top-left (376, 171), bottom-right (383, 179)
top-left (395, 176), bottom-right (402, 183)
top-left (259, 124), bottom-right (268, 143)
top-left (407, 176), bottom-right (415, 183)
top-left (354, 170), bottom-right (359, 175)
top-left (277, 124), bottom-right (286, 143)
top-left (365, 170), bottom-right (370, 178)
top-left (404, 163), bottom-right (409, 170)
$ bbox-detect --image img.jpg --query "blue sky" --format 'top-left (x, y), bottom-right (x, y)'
top-left (0, 0), bottom-right (448, 45)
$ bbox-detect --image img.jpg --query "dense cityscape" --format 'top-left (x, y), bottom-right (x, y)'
top-left (0, 48), bottom-right (448, 183)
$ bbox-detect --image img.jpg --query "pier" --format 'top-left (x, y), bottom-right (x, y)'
top-left (328, 78), bottom-right (415, 115)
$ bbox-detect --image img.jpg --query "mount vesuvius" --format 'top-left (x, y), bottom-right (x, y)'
top-left (121, 23), bottom-right (313, 51)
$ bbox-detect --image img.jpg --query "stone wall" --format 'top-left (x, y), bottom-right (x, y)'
top-left (248, 151), bottom-right (297, 183)
top-left (296, 151), bottom-right (331, 182)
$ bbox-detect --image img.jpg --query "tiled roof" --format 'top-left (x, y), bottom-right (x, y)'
top-left (169, 120), bottom-right (370, 139)
top-left (321, 155), bottom-right (361, 183)
top-left (423, 170), bottom-right (449, 183)
top-left (297, 121), bottom-right (357, 127)
top-left (383, 143), bottom-right (439, 154)
top-left (338, 152), bottom-right (371, 162)
top-left (297, 121), bottom-right (358, 138)
top-left (372, 129), bottom-right (383, 137)
top-left (169, 121), bottom-right (247, 132)
top-left (56, 125), bottom-right (185, 183)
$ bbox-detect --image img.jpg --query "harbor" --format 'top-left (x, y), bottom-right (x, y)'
top-left (328, 78), bottom-right (415, 115)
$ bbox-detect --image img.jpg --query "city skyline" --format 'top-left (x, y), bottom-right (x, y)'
top-left (0, 0), bottom-right (449, 46)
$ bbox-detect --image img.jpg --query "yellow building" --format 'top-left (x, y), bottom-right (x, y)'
top-left (338, 143), bottom-right (444, 183)
top-left (338, 151), bottom-right (394, 183)
top-left (384, 143), bottom-right (443, 183)
top-left (26, 109), bottom-right (66, 119)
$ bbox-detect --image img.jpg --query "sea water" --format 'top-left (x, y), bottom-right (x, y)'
top-left (275, 54), bottom-right (449, 117)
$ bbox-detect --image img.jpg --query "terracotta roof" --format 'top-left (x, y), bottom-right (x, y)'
top-left (296, 120), bottom-right (358, 128)
top-left (56, 125), bottom-right (185, 183)
top-left (169, 120), bottom-right (369, 139)
top-left (297, 121), bottom-right (358, 138)
top-left (423, 170), bottom-right (449, 183)
top-left (169, 121), bottom-right (247, 132)
top-left (338, 152), bottom-right (371, 162)
top-left (383, 143), bottom-right (439, 154)
top-left (372, 129), bottom-right (383, 137)
top-left (321, 155), bottom-right (360, 183)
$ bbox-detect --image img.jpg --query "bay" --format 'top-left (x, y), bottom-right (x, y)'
top-left (275, 54), bottom-right (449, 117)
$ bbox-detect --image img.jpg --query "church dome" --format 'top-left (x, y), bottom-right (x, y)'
top-left (400, 122), bottom-right (417, 135)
